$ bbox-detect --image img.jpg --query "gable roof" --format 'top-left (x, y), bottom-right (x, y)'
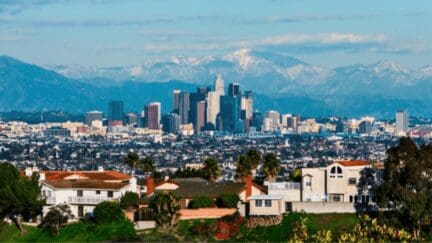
top-left (43, 170), bottom-right (132, 181)
top-left (336, 160), bottom-right (370, 167)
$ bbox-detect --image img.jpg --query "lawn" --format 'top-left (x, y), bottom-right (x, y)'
top-left (0, 220), bottom-right (137, 242)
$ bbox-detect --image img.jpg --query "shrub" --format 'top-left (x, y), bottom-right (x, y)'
top-left (150, 191), bottom-right (181, 228)
top-left (188, 195), bottom-right (214, 209)
top-left (39, 204), bottom-right (74, 235)
top-left (94, 201), bottom-right (124, 224)
top-left (216, 193), bottom-right (240, 208)
top-left (120, 191), bottom-right (139, 211)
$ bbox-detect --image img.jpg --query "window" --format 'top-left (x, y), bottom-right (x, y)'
top-left (77, 190), bottom-right (83, 197)
top-left (348, 178), bottom-right (357, 185)
top-left (349, 195), bottom-right (353, 203)
top-left (304, 176), bottom-right (312, 187)
top-left (96, 190), bottom-right (101, 195)
top-left (265, 200), bottom-right (272, 207)
top-left (329, 194), bottom-right (342, 202)
top-left (255, 200), bottom-right (262, 207)
top-left (107, 191), bottom-right (113, 198)
top-left (330, 166), bottom-right (343, 178)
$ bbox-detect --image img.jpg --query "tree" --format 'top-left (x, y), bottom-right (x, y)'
top-left (235, 155), bottom-right (253, 181)
top-left (138, 157), bottom-right (155, 175)
top-left (188, 195), bottom-right (214, 209)
top-left (262, 153), bottom-right (281, 182)
top-left (289, 168), bottom-right (302, 182)
top-left (216, 193), bottom-right (240, 208)
top-left (39, 204), bottom-right (73, 235)
top-left (289, 217), bottom-right (309, 243)
top-left (202, 157), bottom-right (220, 182)
top-left (0, 163), bottom-right (44, 232)
top-left (120, 192), bottom-right (139, 211)
top-left (377, 137), bottom-right (432, 239)
top-left (150, 191), bottom-right (180, 229)
top-left (246, 149), bottom-right (262, 170)
top-left (124, 151), bottom-right (139, 175)
top-left (94, 201), bottom-right (125, 224)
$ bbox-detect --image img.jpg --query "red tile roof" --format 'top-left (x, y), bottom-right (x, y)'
top-left (43, 170), bottom-right (132, 181)
top-left (336, 160), bottom-right (370, 167)
top-left (43, 179), bottom-right (129, 189)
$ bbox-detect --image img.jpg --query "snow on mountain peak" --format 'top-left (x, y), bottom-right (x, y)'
top-left (224, 48), bottom-right (257, 69)
top-left (372, 60), bottom-right (408, 73)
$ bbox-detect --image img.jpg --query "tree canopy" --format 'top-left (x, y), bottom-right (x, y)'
top-left (120, 192), bottom-right (139, 211)
top-left (262, 153), bottom-right (281, 182)
top-left (377, 137), bottom-right (432, 239)
top-left (0, 163), bottom-right (44, 232)
top-left (202, 157), bottom-right (220, 182)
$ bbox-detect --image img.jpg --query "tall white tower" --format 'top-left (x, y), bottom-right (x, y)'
top-left (395, 110), bottom-right (409, 134)
top-left (214, 74), bottom-right (224, 95)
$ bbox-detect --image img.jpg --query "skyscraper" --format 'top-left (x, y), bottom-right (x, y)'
top-left (214, 74), bottom-right (225, 94)
top-left (189, 87), bottom-right (208, 130)
top-left (195, 101), bottom-right (207, 132)
top-left (395, 110), bottom-right (409, 134)
top-left (228, 83), bottom-right (240, 96)
top-left (108, 101), bottom-right (124, 121)
top-left (220, 94), bottom-right (241, 132)
top-left (266, 110), bottom-right (281, 130)
top-left (206, 76), bottom-right (224, 128)
top-left (173, 90), bottom-right (181, 113)
top-left (145, 102), bottom-right (161, 129)
top-left (162, 113), bottom-right (181, 134)
top-left (85, 111), bottom-right (103, 126)
top-left (178, 91), bottom-right (190, 124)
top-left (241, 91), bottom-right (253, 119)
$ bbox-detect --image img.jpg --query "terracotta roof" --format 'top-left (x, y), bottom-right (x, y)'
top-left (179, 208), bottom-right (237, 220)
top-left (336, 160), bottom-right (370, 167)
top-left (43, 179), bottom-right (129, 189)
top-left (43, 170), bottom-right (131, 181)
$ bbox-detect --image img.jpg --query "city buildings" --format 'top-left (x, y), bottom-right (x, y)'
top-left (145, 102), bottom-right (161, 130)
top-left (396, 110), bottom-right (409, 135)
top-left (108, 101), bottom-right (124, 122)
top-left (85, 111), bottom-right (103, 126)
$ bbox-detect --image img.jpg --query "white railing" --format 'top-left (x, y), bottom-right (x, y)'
top-left (268, 182), bottom-right (301, 190)
top-left (68, 196), bottom-right (115, 205)
top-left (304, 193), bottom-right (328, 202)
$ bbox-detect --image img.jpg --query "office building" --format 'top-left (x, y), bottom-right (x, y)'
top-left (43, 126), bottom-right (71, 137)
top-left (251, 111), bottom-right (264, 131)
top-left (125, 113), bottom-right (138, 126)
top-left (173, 90), bottom-right (181, 113)
top-left (359, 121), bottom-right (372, 134)
top-left (178, 91), bottom-right (190, 124)
top-left (214, 74), bottom-right (225, 94)
top-left (228, 83), bottom-right (240, 96)
top-left (395, 110), bottom-right (409, 134)
top-left (195, 101), bottom-right (207, 132)
top-left (162, 113), bottom-right (181, 134)
top-left (241, 91), bottom-right (254, 119)
top-left (189, 87), bottom-right (208, 130)
top-left (85, 111), bottom-right (103, 126)
top-left (266, 110), bottom-right (281, 130)
top-left (108, 101), bottom-right (124, 121)
top-left (220, 94), bottom-right (241, 132)
top-left (287, 115), bottom-right (300, 133)
top-left (145, 102), bottom-right (161, 129)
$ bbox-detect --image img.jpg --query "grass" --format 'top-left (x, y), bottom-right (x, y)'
top-left (0, 220), bottom-right (138, 242)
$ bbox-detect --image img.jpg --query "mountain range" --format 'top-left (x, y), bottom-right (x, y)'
top-left (1, 49), bottom-right (432, 118)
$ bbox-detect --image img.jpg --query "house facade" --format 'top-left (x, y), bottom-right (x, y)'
top-left (249, 160), bottom-right (375, 216)
top-left (24, 167), bottom-right (137, 218)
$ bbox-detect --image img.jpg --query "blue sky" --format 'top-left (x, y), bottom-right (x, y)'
top-left (0, 0), bottom-right (431, 68)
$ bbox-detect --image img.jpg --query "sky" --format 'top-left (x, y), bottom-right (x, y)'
top-left (0, 0), bottom-right (431, 68)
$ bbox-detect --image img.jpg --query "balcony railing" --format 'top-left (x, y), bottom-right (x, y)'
top-left (68, 196), bottom-right (116, 205)
top-left (268, 182), bottom-right (301, 190)
top-left (45, 197), bottom-right (56, 204)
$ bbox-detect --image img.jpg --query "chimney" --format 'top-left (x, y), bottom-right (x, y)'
top-left (245, 176), bottom-right (252, 201)
top-left (146, 177), bottom-right (154, 195)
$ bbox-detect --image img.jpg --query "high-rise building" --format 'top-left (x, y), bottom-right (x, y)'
top-left (189, 87), bottom-right (207, 130)
top-left (162, 113), bottom-right (181, 134)
top-left (228, 83), bottom-right (240, 96)
top-left (145, 102), bottom-right (161, 129)
top-left (266, 110), bottom-right (281, 130)
top-left (251, 111), bottom-right (264, 131)
top-left (206, 75), bottom-right (225, 128)
top-left (395, 110), bottom-right (409, 134)
top-left (287, 115), bottom-right (300, 133)
top-left (85, 111), bottom-right (103, 126)
top-left (178, 91), bottom-right (190, 124)
top-left (214, 74), bottom-right (224, 94)
top-left (173, 90), bottom-right (181, 113)
top-left (195, 101), bottom-right (207, 132)
top-left (108, 101), bottom-right (124, 121)
top-left (220, 94), bottom-right (241, 132)
top-left (359, 120), bottom-right (372, 134)
top-left (241, 91), bottom-right (253, 119)
top-left (125, 113), bottom-right (138, 126)
top-left (281, 114), bottom-right (292, 128)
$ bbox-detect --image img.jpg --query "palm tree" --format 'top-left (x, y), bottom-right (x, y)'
top-left (262, 153), bottom-right (280, 182)
top-left (202, 157), bottom-right (220, 182)
top-left (150, 191), bottom-right (181, 229)
top-left (138, 157), bottom-right (156, 175)
top-left (124, 151), bottom-right (139, 175)
top-left (235, 154), bottom-right (253, 181)
top-left (246, 149), bottom-right (262, 170)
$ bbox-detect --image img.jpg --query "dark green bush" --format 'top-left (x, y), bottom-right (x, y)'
top-left (188, 195), bottom-right (214, 209)
top-left (94, 201), bottom-right (124, 224)
top-left (120, 191), bottom-right (139, 211)
top-left (216, 193), bottom-right (240, 208)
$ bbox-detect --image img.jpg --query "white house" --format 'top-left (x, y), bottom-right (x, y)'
top-left (249, 160), bottom-right (375, 215)
top-left (24, 167), bottom-right (137, 218)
